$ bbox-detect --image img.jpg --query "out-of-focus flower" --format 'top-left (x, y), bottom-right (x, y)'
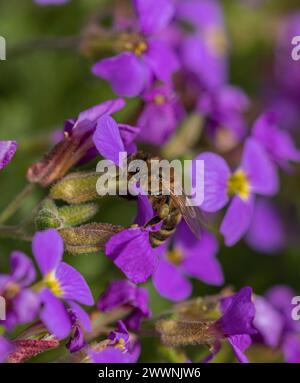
top-left (89, 320), bottom-right (140, 363)
top-left (105, 222), bottom-right (162, 283)
top-left (252, 112), bottom-right (300, 171)
top-left (137, 85), bottom-right (185, 145)
top-left (93, 115), bottom-right (140, 165)
top-left (275, 12), bottom-right (300, 101)
top-left (0, 336), bottom-right (14, 363)
top-left (0, 140), bottom-right (17, 171)
top-left (0, 252), bottom-right (39, 331)
top-left (197, 85), bottom-right (249, 151)
top-left (27, 99), bottom-right (125, 186)
top-left (246, 198), bottom-right (285, 254)
top-left (176, 0), bottom-right (228, 90)
top-left (195, 138), bottom-right (279, 246)
top-left (92, 0), bottom-right (179, 97)
top-left (152, 222), bottom-right (224, 302)
top-left (254, 285), bottom-right (300, 363)
top-left (97, 280), bottom-right (150, 330)
top-left (32, 229), bottom-right (94, 339)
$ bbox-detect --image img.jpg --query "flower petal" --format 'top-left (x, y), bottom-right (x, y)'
top-left (56, 262), bottom-right (94, 306)
top-left (39, 289), bottom-right (71, 340)
top-left (92, 53), bottom-right (147, 97)
top-left (68, 301), bottom-right (92, 332)
top-left (89, 347), bottom-right (131, 363)
top-left (144, 39), bottom-right (179, 84)
top-left (0, 336), bottom-right (14, 363)
top-left (193, 152), bottom-right (230, 212)
top-left (241, 138), bottom-right (279, 196)
top-left (134, 195), bottom-right (154, 226)
top-left (10, 251), bottom-right (36, 287)
top-left (227, 334), bottom-right (251, 363)
top-left (77, 99), bottom-right (125, 125)
top-left (153, 258), bottom-right (192, 302)
top-left (93, 115), bottom-right (125, 165)
top-left (0, 140), bottom-right (17, 170)
top-left (134, 0), bottom-right (174, 35)
top-left (32, 229), bottom-right (64, 275)
top-left (105, 228), bottom-right (158, 283)
top-left (220, 195), bottom-right (254, 247)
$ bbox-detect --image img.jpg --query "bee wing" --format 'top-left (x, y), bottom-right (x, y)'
top-left (161, 178), bottom-right (207, 239)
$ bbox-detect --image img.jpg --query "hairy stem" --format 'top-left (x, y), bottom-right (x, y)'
top-left (0, 225), bottom-right (32, 242)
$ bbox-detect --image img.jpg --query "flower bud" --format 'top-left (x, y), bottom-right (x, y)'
top-left (60, 223), bottom-right (122, 255)
top-left (50, 172), bottom-right (99, 204)
top-left (35, 199), bottom-right (99, 230)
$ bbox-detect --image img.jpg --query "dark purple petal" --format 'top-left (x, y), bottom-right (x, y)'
top-left (10, 251), bottom-right (36, 287)
top-left (241, 138), bottom-right (279, 196)
top-left (118, 124), bottom-right (140, 153)
top-left (152, 258), bottom-right (192, 301)
top-left (92, 53), bottom-right (147, 97)
top-left (253, 296), bottom-right (284, 347)
top-left (193, 152), bottom-right (230, 212)
top-left (105, 228), bottom-right (158, 283)
top-left (134, 195), bottom-right (154, 226)
top-left (66, 325), bottom-right (86, 354)
top-left (220, 195), bottom-right (255, 247)
top-left (134, 0), bottom-right (174, 35)
top-left (0, 140), bottom-right (17, 170)
top-left (108, 320), bottom-right (129, 345)
top-left (68, 301), bottom-right (92, 332)
top-left (245, 199), bottom-right (285, 254)
top-left (32, 229), bottom-right (64, 276)
top-left (216, 287), bottom-right (257, 337)
top-left (89, 347), bottom-right (131, 363)
top-left (39, 289), bottom-right (72, 340)
top-left (227, 335), bottom-right (251, 363)
top-left (55, 262), bottom-right (94, 306)
top-left (144, 39), bottom-right (179, 84)
top-left (93, 115), bottom-right (125, 165)
top-left (77, 99), bottom-right (125, 125)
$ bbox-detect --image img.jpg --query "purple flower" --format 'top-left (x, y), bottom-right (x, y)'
top-left (0, 140), bottom-right (17, 170)
top-left (176, 0), bottom-right (228, 89)
top-left (152, 221), bottom-right (224, 302)
top-left (137, 85), bottom-right (185, 145)
top-left (195, 138), bottom-right (279, 246)
top-left (197, 86), bottom-right (249, 151)
top-left (0, 251), bottom-right (39, 331)
top-left (252, 112), bottom-right (300, 170)
top-left (93, 115), bottom-right (140, 165)
top-left (97, 280), bottom-right (150, 330)
top-left (208, 287), bottom-right (256, 363)
top-left (283, 334), bottom-right (300, 363)
top-left (105, 221), bottom-right (162, 283)
top-left (89, 321), bottom-right (140, 363)
top-left (66, 302), bottom-right (92, 353)
top-left (32, 229), bottom-right (94, 340)
top-left (245, 198), bottom-right (285, 254)
top-left (92, 0), bottom-right (179, 97)
top-left (27, 99), bottom-right (125, 186)
top-left (0, 336), bottom-right (14, 363)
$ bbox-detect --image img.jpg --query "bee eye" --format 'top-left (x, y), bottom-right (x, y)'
top-left (136, 167), bottom-right (140, 172)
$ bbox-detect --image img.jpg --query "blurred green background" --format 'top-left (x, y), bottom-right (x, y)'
top-left (0, 0), bottom-right (300, 362)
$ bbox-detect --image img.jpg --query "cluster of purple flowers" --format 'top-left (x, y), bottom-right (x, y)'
top-left (1, 0), bottom-right (299, 364)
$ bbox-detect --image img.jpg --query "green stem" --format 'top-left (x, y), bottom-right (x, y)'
top-left (0, 183), bottom-right (36, 225)
top-left (0, 225), bottom-right (32, 242)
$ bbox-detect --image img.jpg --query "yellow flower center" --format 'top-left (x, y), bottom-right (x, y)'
top-left (133, 41), bottom-right (148, 56)
top-left (115, 338), bottom-right (127, 352)
top-left (154, 94), bottom-right (166, 105)
top-left (166, 248), bottom-right (184, 266)
top-left (43, 272), bottom-right (63, 297)
top-left (227, 170), bottom-right (250, 201)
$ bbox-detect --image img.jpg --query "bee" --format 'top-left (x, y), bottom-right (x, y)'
top-left (126, 151), bottom-right (206, 247)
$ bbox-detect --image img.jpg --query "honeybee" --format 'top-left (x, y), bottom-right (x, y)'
top-left (126, 151), bottom-right (206, 247)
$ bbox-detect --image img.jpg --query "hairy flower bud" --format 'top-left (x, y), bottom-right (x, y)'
top-left (35, 199), bottom-right (99, 230)
top-left (50, 172), bottom-right (99, 204)
top-left (7, 338), bottom-right (59, 363)
top-left (60, 223), bottom-right (122, 255)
